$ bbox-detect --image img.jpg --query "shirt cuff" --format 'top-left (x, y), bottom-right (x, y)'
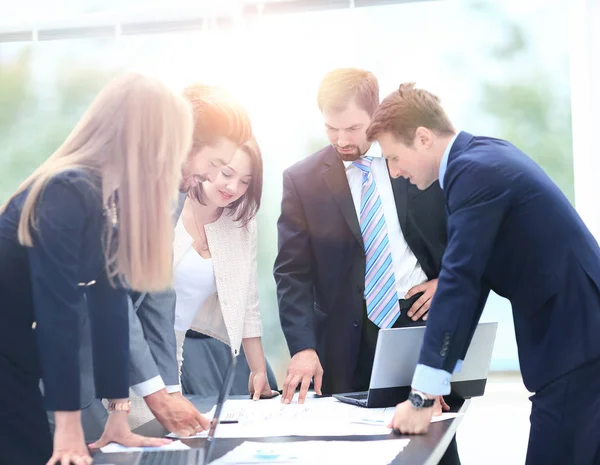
top-left (411, 364), bottom-right (453, 396)
top-left (165, 385), bottom-right (181, 394)
top-left (453, 359), bottom-right (464, 374)
top-left (130, 375), bottom-right (165, 397)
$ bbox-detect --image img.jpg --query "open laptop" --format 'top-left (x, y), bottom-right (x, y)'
top-left (93, 353), bottom-right (238, 465)
top-left (334, 321), bottom-right (498, 408)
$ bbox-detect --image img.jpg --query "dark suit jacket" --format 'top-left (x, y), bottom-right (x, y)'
top-left (0, 170), bottom-right (129, 411)
top-left (420, 131), bottom-right (600, 393)
top-left (274, 146), bottom-right (447, 394)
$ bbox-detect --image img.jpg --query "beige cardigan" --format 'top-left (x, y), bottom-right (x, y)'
top-left (172, 211), bottom-right (263, 355)
top-left (128, 212), bottom-right (263, 429)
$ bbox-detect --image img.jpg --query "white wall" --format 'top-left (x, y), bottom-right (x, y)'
top-left (570, 0), bottom-right (600, 241)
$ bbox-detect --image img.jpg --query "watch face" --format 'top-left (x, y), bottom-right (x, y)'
top-left (409, 391), bottom-right (424, 408)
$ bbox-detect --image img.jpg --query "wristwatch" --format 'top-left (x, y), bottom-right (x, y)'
top-left (408, 390), bottom-right (435, 409)
top-left (107, 400), bottom-right (131, 414)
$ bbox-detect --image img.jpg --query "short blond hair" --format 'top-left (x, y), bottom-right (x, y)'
top-left (367, 82), bottom-right (455, 144)
top-left (317, 68), bottom-right (379, 116)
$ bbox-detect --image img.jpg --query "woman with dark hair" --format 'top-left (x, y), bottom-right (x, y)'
top-left (173, 136), bottom-right (276, 397)
top-left (130, 137), bottom-right (275, 424)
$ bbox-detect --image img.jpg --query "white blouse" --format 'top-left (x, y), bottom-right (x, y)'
top-left (173, 221), bottom-right (217, 332)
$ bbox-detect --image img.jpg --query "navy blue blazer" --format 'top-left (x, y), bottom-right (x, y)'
top-left (274, 145), bottom-right (447, 394)
top-left (419, 131), bottom-right (600, 392)
top-left (0, 170), bottom-right (129, 411)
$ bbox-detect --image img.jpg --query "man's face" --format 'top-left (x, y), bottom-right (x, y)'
top-left (323, 99), bottom-right (372, 161)
top-left (180, 138), bottom-right (238, 193)
top-left (377, 130), bottom-right (438, 190)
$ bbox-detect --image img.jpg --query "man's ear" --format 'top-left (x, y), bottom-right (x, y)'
top-left (415, 126), bottom-right (434, 149)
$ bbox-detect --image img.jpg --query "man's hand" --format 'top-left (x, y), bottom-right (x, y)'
top-left (144, 389), bottom-right (209, 437)
top-left (432, 396), bottom-right (451, 416)
top-left (282, 348), bottom-right (323, 404)
top-left (405, 279), bottom-right (438, 321)
top-left (388, 399), bottom-right (435, 434)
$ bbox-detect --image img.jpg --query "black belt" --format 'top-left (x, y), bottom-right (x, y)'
top-left (186, 329), bottom-right (210, 339)
top-left (399, 291), bottom-right (424, 312)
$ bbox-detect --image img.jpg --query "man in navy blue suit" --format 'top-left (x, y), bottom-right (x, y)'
top-left (367, 82), bottom-right (600, 465)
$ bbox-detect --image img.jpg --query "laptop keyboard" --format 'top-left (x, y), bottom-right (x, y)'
top-left (139, 450), bottom-right (199, 465)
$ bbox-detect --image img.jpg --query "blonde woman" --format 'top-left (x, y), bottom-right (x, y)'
top-left (0, 74), bottom-right (193, 465)
top-left (172, 137), bottom-right (277, 401)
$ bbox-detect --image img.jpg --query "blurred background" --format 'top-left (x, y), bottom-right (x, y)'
top-left (0, 0), bottom-right (578, 462)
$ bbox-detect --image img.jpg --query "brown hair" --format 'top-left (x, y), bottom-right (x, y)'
top-left (317, 68), bottom-right (379, 116)
top-left (367, 82), bottom-right (455, 145)
top-left (183, 83), bottom-right (252, 152)
top-left (190, 136), bottom-right (263, 227)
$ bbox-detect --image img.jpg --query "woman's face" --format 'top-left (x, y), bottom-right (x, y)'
top-left (202, 148), bottom-right (252, 208)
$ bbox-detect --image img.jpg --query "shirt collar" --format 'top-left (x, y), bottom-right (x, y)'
top-left (342, 142), bottom-right (382, 169)
top-left (439, 133), bottom-right (459, 189)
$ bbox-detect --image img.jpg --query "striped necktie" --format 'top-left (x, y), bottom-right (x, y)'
top-left (353, 157), bottom-right (400, 328)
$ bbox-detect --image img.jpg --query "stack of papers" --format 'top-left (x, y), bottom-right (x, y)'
top-left (210, 439), bottom-right (410, 465)
top-left (168, 395), bottom-right (460, 439)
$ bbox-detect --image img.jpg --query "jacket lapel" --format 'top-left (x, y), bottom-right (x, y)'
top-left (321, 148), bottom-right (363, 246)
top-left (172, 219), bottom-right (193, 268)
top-left (173, 192), bottom-right (187, 221)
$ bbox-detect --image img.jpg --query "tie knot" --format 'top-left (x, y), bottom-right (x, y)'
top-left (353, 156), bottom-right (373, 173)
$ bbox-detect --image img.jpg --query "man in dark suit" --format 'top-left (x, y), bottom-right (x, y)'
top-left (274, 69), bottom-right (460, 465)
top-left (369, 82), bottom-right (600, 465)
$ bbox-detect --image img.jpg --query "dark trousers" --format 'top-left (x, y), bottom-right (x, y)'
top-left (526, 357), bottom-right (600, 465)
top-left (0, 354), bottom-right (52, 465)
top-left (354, 295), bottom-right (461, 465)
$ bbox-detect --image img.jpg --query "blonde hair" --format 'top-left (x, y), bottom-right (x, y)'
top-left (0, 73), bottom-right (193, 292)
top-left (317, 68), bottom-right (379, 116)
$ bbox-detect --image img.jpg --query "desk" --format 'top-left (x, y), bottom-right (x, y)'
top-left (134, 395), bottom-right (469, 465)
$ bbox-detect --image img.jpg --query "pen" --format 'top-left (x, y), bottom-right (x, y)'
top-left (219, 420), bottom-right (239, 424)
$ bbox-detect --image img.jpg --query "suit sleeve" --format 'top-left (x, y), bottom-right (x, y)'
top-left (85, 272), bottom-right (130, 400)
top-left (130, 289), bottom-right (180, 392)
top-left (28, 178), bottom-right (88, 411)
top-left (243, 218), bottom-right (263, 339)
top-left (273, 170), bottom-right (317, 356)
top-left (412, 158), bottom-right (509, 393)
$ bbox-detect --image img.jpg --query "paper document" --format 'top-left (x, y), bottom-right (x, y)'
top-left (210, 439), bottom-right (410, 465)
top-left (355, 408), bottom-right (460, 426)
top-left (168, 396), bottom-right (461, 439)
top-left (100, 440), bottom-right (190, 453)
top-left (168, 421), bottom-right (392, 439)
top-left (170, 396), bottom-right (391, 438)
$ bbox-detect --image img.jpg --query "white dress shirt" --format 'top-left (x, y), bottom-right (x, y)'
top-left (343, 143), bottom-right (428, 297)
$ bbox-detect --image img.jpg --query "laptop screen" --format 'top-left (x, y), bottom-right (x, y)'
top-left (369, 322), bottom-right (498, 391)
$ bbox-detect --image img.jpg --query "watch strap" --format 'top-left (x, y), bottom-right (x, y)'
top-left (409, 390), bottom-right (435, 408)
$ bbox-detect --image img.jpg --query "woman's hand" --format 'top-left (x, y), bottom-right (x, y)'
top-left (47, 411), bottom-right (91, 465)
top-left (248, 371), bottom-right (279, 401)
top-left (89, 411), bottom-right (172, 450)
